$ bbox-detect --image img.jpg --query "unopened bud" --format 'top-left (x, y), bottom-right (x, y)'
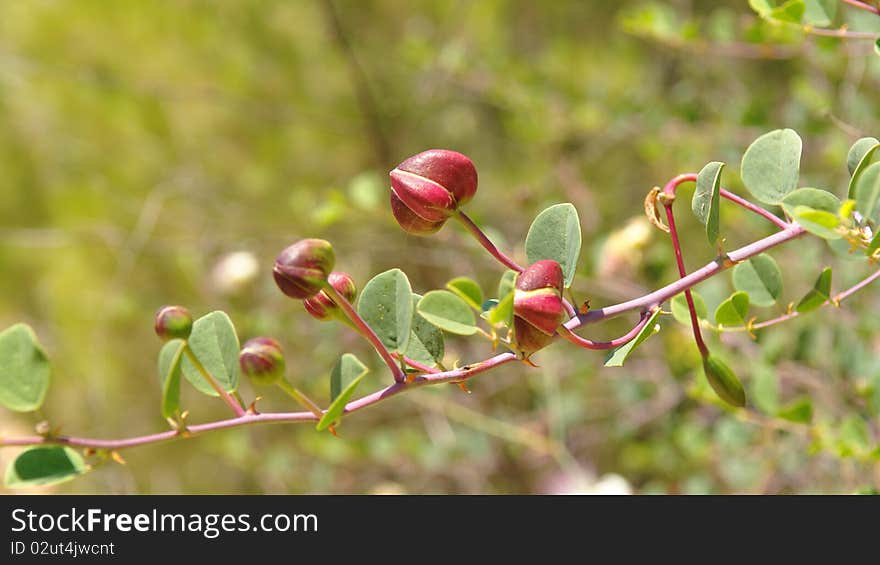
top-left (513, 260), bottom-right (566, 355)
top-left (303, 271), bottom-right (358, 321)
top-left (702, 353), bottom-right (746, 407)
top-left (273, 239), bottom-right (335, 299)
top-left (239, 337), bottom-right (286, 387)
top-left (389, 149), bottom-right (477, 235)
top-left (154, 305), bottom-right (193, 341)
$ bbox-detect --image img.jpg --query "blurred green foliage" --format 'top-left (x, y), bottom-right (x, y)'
top-left (0, 0), bottom-right (878, 493)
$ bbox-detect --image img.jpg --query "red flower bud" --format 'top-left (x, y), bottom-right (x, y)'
top-left (389, 149), bottom-right (478, 234)
top-left (303, 271), bottom-right (358, 321)
top-left (513, 260), bottom-right (566, 355)
top-left (239, 337), bottom-right (286, 386)
top-left (154, 305), bottom-right (193, 341)
top-left (273, 239), bottom-right (335, 299)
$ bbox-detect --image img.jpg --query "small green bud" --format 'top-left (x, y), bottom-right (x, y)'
top-left (154, 305), bottom-right (193, 341)
top-left (303, 271), bottom-right (358, 321)
top-left (273, 239), bottom-right (335, 299)
top-left (702, 353), bottom-right (746, 407)
top-left (239, 337), bottom-right (286, 387)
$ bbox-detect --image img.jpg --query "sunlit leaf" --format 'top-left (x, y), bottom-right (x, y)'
top-left (180, 311), bottom-right (240, 396)
top-left (357, 269), bottom-right (413, 353)
top-left (525, 203), bottom-right (582, 288)
top-left (158, 339), bottom-right (186, 419)
top-left (671, 292), bottom-right (707, 326)
top-left (329, 353), bottom-right (367, 404)
top-left (714, 291), bottom-right (750, 327)
top-left (741, 129), bottom-right (802, 205)
top-left (5, 446), bottom-right (88, 488)
top-left (0, 323), bottom-right (51, 412)
top-left (732, 253), bottom-right (783, 307)
top-left (847, 137), bottom-right (879, 197)
top-left (318, 355), bottom-right (368, 431)
top-left (854, 162), bottom-right (880, 224)
top-left (417, 290), bottom-right (477, 335)
top-left (604, 309), bottom-right (662, 367)
top-left (802, 0), bottom-right (836, 26)
top-left (405, 295), bottom-right (445, 369)
top-left (796, 267), bottom-right (832, 313)
top-left (693, 161), bottom-right (724, 245)
top-left (488, 291), bottom-right (514, 327)
top-left (445, 277), bottom-right (483, 311)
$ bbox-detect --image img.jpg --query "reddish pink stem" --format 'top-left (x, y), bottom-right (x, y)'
top-left (556, 309), bottom-right (654, 350)
top-left (842, 0), bottom-right (880, 16)
top-left (391, 352), bottom-right (441, 374)
top-left (455, 211), bottom-right (524, 272)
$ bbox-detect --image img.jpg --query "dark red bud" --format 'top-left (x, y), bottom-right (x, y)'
top-left (389, 149), bottom-right (478, 234)
top-left (239, 337), bottom-right (286, 386)
top-left (513, 260), bottom-right (566, 355)
top-left (154, 305), bottom-right (193, 341)
top-left (303, 271), bottom-right (358, 321)
top-left (273, 239), bottom-right (335, 299)
top-left (390, 191), bottom-right (445, 235)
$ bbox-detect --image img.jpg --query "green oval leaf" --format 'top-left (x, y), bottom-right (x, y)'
top-left (796, 267), bottom-right (832, 313)
top-left (802, 0), bottom-right (836, 26)
top-left (732, 253), bottom-right (783, 307)
top-left (770, 0), bottom-right (805, 23)
top-left (702, 353), bottom-right (746, 407)
top-left (497, 270), bottom-right (517, 300)
top-left (847, 137), bottom-right (880, 199)
top-left (158, 339), bottom-right (186, 419)
top-left (357, 269), bottom-right (413, 353)
top-left (181, 311), bottom-right (240, 396)
top-left (741, 129), bottom-right (802, 205)
top-left (5, 446), bottom-right (88, 488)
top-left (670, 292), bottom-right (708, 326)
top-left (782, 187), bottom-right (840, 214)
top-left (405, 294), bottom-right (445, 369)
top-left (0, 323), bottom-right (51, 412)
top-left (714, 291), bottom-right (750, 327)
top-left (604, 309), bottom-right (662, 367)
top-left (854, 162), bottom-right (880, 224)
top-left (417, 291), bottom-right (477, 335)
top-left (319, 354), bottom-right (368, 431)
top-left (693, 161), bottom-right (724, 245)
top-left (329, 353), bottom-right (368, 404)
top-left (791, 206), bottom-right (843, 240)
top-left (445, 277), bottom-right (483, 311)
top-left (525, 203), bottom-right (582, 288)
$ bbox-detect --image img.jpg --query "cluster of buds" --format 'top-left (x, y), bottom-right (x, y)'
top-left (303, 272), bottom-right (357, 322)
top-left (389, 149), bottom-right (478, 235)
top-left (512, 260), bottom-right (567, 357)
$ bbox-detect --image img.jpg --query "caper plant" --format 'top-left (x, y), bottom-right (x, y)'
top-left (1, 129), bottom-right (879, 488)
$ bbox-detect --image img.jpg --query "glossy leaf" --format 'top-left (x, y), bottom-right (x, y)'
top-left (702, 353), bottom-right (746, 407)
top-left (854, 162), bottom-right (880, 223)
top-left (157, 339), bottom-right (186, 419)
top-left (405, 295), bottom-right (445, 368)
top-left (802, 0), bottom-right (836, 26)
top-left (796, 267), bottom-right (832, 313)
top-left (693, 161), bottom-right (724, 245)
top-left (488, 291), bottom-right (514, 327)
top-left (847, 137), bottom-right (879, 197)
top-left (791, 206), bottom-right (842, 240)
top-left (741, 129), bottom-right (802, 205)
top-left (604, 309), bottom-right (662, 367)
top-left (714, 291), bottom-right (750, 327)
top-left (670, 292), bottom-right (707, 326)
top-left (770, 0), bottom-right (805, 23)
top-left (319, 355), bottom-right (367, 431)
top-left (329, 353), bottom-right (368, 403)
top-left (732, 253), bottom-right (783, 307)
top-left (525, 203), bottom-right (582, 288)
top-left (417, 290), bottom-right (477, 335)
top-left (5, 446), bottom-right (88, 488)
top-left (181, 311), bottom-right (240, 396)
top-left (445, 277), bottom-right (483, 311)
top-left (357, 269), bottom-right (413, 353)
top-left (0, 323), bottom-right (51, 412)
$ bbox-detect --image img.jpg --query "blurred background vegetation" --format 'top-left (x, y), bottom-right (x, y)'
top-left (1, 0), bottom-right (878, 494)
